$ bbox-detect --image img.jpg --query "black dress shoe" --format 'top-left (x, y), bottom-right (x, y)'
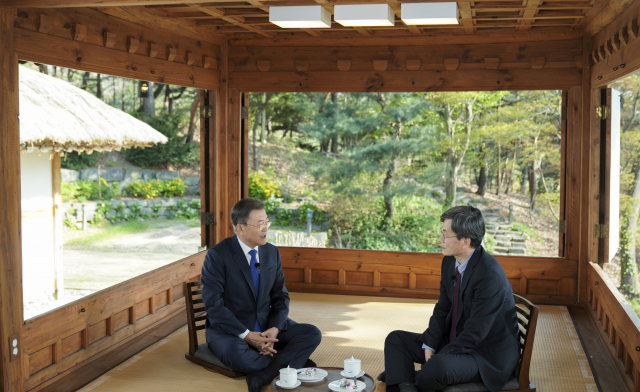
top-left (304, 358), bottom-right (318, 368)
top-left (377, 371), bottom-right (386, 382)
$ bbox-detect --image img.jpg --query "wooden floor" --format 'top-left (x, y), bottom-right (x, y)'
top-left (73, 293), bottom-right (598, 392)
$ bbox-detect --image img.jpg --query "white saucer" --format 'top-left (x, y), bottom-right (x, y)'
top-left (296, 367), bottom-right (328, 382)
top-left (276, 379), bottom-right (301, 389)
top-left (340, 370), bottom-right (366, 378)
top-left (328, 379), bottom-right (366, 392)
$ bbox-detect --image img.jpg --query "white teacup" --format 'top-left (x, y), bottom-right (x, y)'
top-left (279, 366), bottom-right (297, 386)
top-left (344, 356), bottom-right (361, 377)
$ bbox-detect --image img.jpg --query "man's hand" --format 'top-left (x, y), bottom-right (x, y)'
top-left (243, 331), bottom-right (278, 355)
top-left (424, 348), bottom-right (434, 362)
top-left (258, 327), bottom-right (280, 356)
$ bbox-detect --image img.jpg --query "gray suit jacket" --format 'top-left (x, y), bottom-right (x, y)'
top-left (420, 246), bottom-right (520, 392)
top-left (201, 235), bottom-right (295, 343)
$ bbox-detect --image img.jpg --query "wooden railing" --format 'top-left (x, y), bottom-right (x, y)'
top-left (280, 248), bottom-right (578, 305)
top-left (587, 262), bottom-right (640, 392)
top-left (22, 252), bottom-right (206, 391)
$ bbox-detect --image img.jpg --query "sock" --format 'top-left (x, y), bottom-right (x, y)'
top-left (304, 358), bottom-right (317, 368)
top-left (246, 361), bottom-right (285, 392)
top-left (398, 381), bottom-right (419, 392)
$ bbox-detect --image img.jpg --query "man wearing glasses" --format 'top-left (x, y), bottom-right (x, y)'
top-left (379, 206), bottom-right (519, 392)
top-left (201, 198), bottom-right (321, 392)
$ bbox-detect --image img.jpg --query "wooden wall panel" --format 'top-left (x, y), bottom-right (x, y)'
top-left (60, 333), bottom-right (81, 359)
top-left (228, 88), bottom-right (242, 235)
top-left (154, 291), bottom-right (168, 311)
top-left (88, 320), bottom-right (107, 345)
top-left (280, 248), bottom-right (578, 304)
top-left (28, 346), bottom-right (52, 376)
top-left (22, 253), bottom-right (205, 390)
top-left (0, 8), bottom-right (26, 392)
top-left (565, 85), bottom-right (583, 261)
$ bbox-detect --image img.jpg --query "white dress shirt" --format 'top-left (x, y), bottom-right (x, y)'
top-left (237, 236), bottom-right (260, 339)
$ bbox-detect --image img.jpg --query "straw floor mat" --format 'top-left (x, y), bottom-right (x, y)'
top-left (77, 293), bottom-right (596, 392)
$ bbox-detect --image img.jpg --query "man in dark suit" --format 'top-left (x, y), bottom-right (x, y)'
top-left (379, 206), bottom-right (519, 392)
top-left (201, 198), bottom-right (322, 392)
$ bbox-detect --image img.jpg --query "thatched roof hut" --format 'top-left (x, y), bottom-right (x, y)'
top-left (19, 66), bottom-right (167, 154)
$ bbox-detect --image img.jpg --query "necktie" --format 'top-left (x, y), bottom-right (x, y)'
top-left (248, 249), bottom-right (262, 332)
top-left (449, 265), bottom-right (461, 343)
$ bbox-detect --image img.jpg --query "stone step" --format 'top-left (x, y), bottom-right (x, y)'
top-left (494, 235), bottom-right (513, 241)
top-left (494, 246), bottom-right (510, 253)
top-left (508, 248), bottom-right (526, 255)
top-left (510, 243), bottom-right (527, 250)
top-left (496, 241), bottom-right (511, 247)
top-left (511, 238), bottom-right (527, 243)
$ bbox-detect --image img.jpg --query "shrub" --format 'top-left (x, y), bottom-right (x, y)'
top-left (297, 202), bottom-right (324, 225)
top-left (276, 208), bottom-right (294, 226)
top-left (249, 172), bottom-right (281, 200)
top-left (61, 151), bottom-right (100, 170)
top-left (264, 197), bottom-right (281, 215)
top-left (124, 113), bottom-right (198, 168)
top-left (92, 201), bottom-right (112, 224)
top-left (61, 179), bottom-right (120, 202)
top-left (125, 179), bottom-right (186, 199)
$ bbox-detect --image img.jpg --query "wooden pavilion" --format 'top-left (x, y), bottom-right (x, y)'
top-left (0, 0), bottom-right (637, 391)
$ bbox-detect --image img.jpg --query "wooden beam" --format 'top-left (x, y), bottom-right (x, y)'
top-left (15, 28), bottom-right (219, 89)
top-left (0, 8), bottom-right (26, 392)
top-left (458, 2), bottom-right (475, 34)
top-left (0, 0), bottom-right (194, 6)
top-left (229, 69), bottom-right (583, 92)
top-left (187, 3), bottom-right (274, 38)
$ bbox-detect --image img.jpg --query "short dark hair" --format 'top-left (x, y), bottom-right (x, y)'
top-left (231, 198), bottom-right (265, 227)
top-left (440, 205), bottom-right (485, 248)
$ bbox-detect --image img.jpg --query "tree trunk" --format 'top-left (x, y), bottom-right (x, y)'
top-left (36, 63), bottom-right (48, 74)
top-left (186, 96), bottom-right (199, 143)
top-left (81, 71), bottom-right (90, 90)
top-left (496, 142), bottom-right (502, 197)
top-left (96, 73), bottom-right (102, 99)
top-left (383, 161), bottom-right (395, 219)
top-left (476, 164), bottom-right (488, 196)
top-left (521, 165), bottom-right (529, 194)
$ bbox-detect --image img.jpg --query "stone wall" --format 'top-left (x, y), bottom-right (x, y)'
top-left (61, 167), bottom-right (201, 195)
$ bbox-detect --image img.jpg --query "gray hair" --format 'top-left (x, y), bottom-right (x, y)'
top-left (440, 205), bottom-right (485, 248)
top-left (231, 198), bottom-right (265, 228)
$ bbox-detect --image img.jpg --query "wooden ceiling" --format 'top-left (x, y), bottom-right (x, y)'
top-left (135, 0), bottom-right (597, 40)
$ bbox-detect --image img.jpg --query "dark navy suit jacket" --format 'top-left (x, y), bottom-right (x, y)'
top-left (420, 246), bottom-right (520, 392)
top-left (201, 235), bottom-right (295, 343)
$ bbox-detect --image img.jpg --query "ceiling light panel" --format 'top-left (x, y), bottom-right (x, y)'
top-left (401, 2), bottom-right (459, 25)
top-left (334, 4), bottom-right (395, 27)
top-left (269, 5), bottom-right (332, 28)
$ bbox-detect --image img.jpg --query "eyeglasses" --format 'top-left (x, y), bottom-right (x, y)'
top-left (440, 233), bottom-right (457, 240)
top-left (243, 219), bottom-right (272, 230)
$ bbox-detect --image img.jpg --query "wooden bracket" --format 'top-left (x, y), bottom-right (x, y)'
top-left (337, 59), bottom-right (351, 71)
top-left (530, 57), bottom-right (545, 69)
top-left (406, 59), bottom-right (421, 71)
top-left (628, 19), bottom-right (638, 40)
top-left (103, 31), bottom-right (116, 48)
top-left (619, 28), bottom-right (628, 47)
top-left (148, 43), bottom-right (159, 58)
top-left (611, 34), bottom-right (620, 52)
top-left (598, 45), bottom-right (605, 61)
top-left (127, 38), bottom-right (139, 54)
top-left (73, 23), bottom-right (87, 42)
top-left (484, 58), bottom-right (499, 69)
top-left (37, 14), bottom-right (53, 34)
top-left (443, 58), bottom-right (459, 70)
top-left (294, 60), bottom-right (309, 72)
top-left (604, 40), bottom-right (613, 56)
top-left (256, 60), bottom-right (270, 72)
top-left (167, 46), bottom-right (177, 62)
top-left (592, 50), bottom-right (598, 65)
top-left (203, 56), bottom-right (218, 70)
top-left (372, 59), bottom-right (388, 71)
top-left (186, 52), bottom-right (196, 66)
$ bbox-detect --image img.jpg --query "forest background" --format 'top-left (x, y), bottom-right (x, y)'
top-left (23, 61), bottom-right (640, 307)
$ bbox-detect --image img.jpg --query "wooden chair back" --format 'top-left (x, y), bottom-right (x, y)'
top-left (185, 280), bottom-right (206, 356)
top-left (184, 280), bottom-right (244, 378)
top-left (513, 293), bottom-right (539, 390)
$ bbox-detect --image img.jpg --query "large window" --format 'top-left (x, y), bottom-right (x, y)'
top-left (247, 91), bottom-right (561, 256)
top-left (19, 62), bottom-right (202, 319)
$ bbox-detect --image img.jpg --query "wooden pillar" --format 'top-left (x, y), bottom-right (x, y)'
top-left (0, 8), bottom-right (26, 392)
top-left (52, 153), bottom-right (63, 299)
top-left (200, 89), bottom-right (215, 248)
top-left (214, 42), bottom-right (230, 243)
top-left (579, 35), bottom-right (597, 304)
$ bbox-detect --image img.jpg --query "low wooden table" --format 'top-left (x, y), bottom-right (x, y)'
top-left (268, 367), bottom-right (376, 392)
